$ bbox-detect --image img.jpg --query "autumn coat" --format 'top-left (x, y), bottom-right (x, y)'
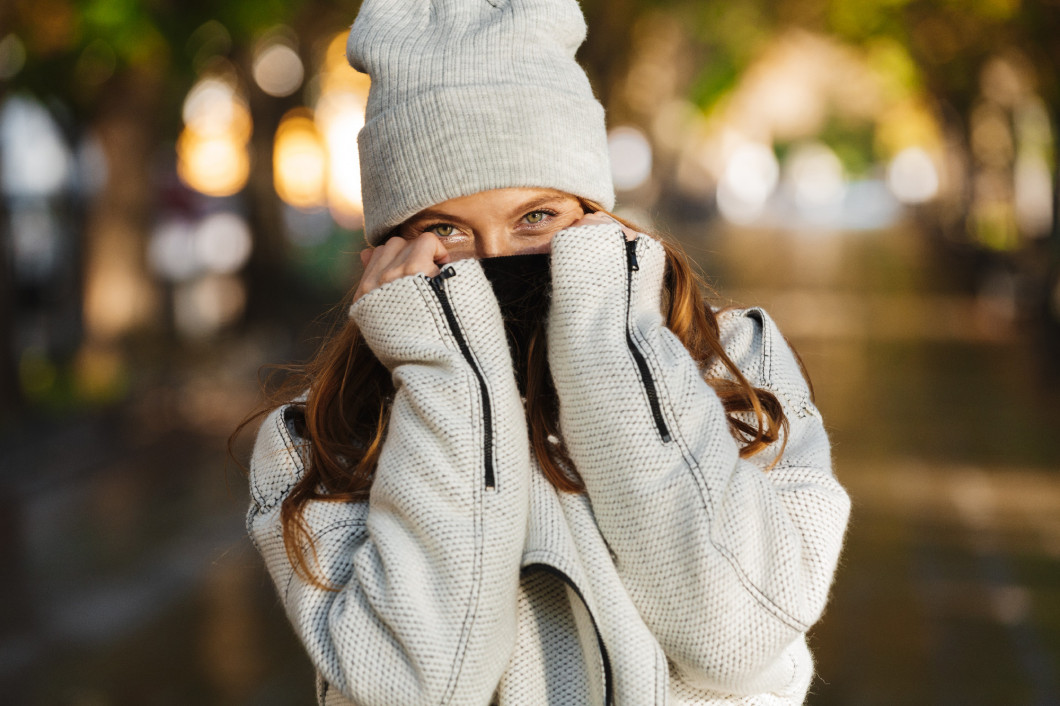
top-left (246, 223), bottom-right (851, 705)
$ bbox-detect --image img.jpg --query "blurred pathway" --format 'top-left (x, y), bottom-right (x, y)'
top-left (0, 333), bottom-right (317, 705)
top-left (674, 219), bottom-right (1060, 705)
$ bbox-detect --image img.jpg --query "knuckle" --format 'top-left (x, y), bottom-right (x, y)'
top-left (381, 235), bottom-right (408, 252)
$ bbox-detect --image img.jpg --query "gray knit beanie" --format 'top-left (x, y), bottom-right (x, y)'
top-left (346, 0), bottom-right (615, 245)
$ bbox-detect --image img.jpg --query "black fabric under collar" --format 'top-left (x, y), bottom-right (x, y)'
top-left (479, 253), bottom-right (551, 396)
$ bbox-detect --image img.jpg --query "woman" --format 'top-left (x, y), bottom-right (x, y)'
top-left (239, 1), bottom-right (850, 704)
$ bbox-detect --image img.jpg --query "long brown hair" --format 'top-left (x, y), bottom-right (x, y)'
top-left (231, 203), bottom-right (796, 589)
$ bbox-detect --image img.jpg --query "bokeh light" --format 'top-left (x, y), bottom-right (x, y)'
top-left (0, 95), bottom-right (73, 197)
top-left (176, 130), bottom-right (250, 198)
top-left (195, 212), bottom-right (253, 274)
top-left (609, 125), bottom-right (654, 191)
top-left (148, 212), bottom-right (254, 283)
top-left (311, 31), bottom-right (371, 227)
top-left (181, 76), bottom-right (252, 140)
top-left (253, 41), bottom-right (304, 98)
top-left (787, 141), bottom-right (847, 215)
top-left (173, 273), bottom-right (246, 338)
top-left (0, 33), bottom-right (27, 80)
top-left (274, 108), bottom-right (327, 210)
top-left (887, 146), bottom-right (940, 204)
top-left (316, 92), bottom-right (365, 227)
top-left (177, 75), bottom-right (251, 197)
top-left (148, 219), bottom-right (199, 283)
top-left (716, 142), bottom-right (779, 224)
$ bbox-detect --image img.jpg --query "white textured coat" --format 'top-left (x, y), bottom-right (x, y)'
top-left (247, 224), bottom-right (851, 705)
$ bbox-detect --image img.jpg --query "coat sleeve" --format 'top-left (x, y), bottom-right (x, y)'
top-left (547, 224), bottom-right (851, 696)
top-left (246, 259), bottom-right (530, 706)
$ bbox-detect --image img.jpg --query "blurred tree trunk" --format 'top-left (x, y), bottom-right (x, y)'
top-left (579, 0), bottom-right (638, 111)
top-left (0, 6), bottom-right (16, 416)
top-left (0, 147), bottom-right (22, 418)
top-left (80, 69), bottom-right (164, 346)
top-left (241, 67), bottom-right (295, 326)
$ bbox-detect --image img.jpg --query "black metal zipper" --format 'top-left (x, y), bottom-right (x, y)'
top-left (523, 563), bottom-right (614, 705)
top-left (625, 238), bottom-right (672, 443)
top-left (429, 267), bottom-right (496, 489)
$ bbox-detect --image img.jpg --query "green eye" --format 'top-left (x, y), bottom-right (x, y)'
top-left (525, 211), bottom-right (546, 224)
top-left (431, 224), bottom-right (456, 237)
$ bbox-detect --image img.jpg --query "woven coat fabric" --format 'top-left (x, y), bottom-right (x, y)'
top-left (246, 224), bottom-right (851, 704)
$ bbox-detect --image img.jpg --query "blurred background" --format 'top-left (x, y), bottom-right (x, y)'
top-left (1, 0), bottom-right (1059, 703)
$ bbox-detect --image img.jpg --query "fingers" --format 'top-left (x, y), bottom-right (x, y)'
top-left (354, 234), bottom-right (451, 301)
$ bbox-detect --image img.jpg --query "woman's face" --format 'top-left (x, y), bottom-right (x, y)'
top-left (396, 187), bottom-right (587, 260)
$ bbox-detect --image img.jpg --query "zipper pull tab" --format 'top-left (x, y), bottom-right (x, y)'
top-left (429, 265), bottom-right (457, 289)
top-left (625, 238), bottom-right (639, 272)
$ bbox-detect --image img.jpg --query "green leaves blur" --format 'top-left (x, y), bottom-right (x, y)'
top-left (7, 0), bottom-right (322, 116)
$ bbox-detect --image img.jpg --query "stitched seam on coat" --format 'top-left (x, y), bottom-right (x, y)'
top-left (785, 649), bottom-right (799, 694)
top-left (442, 476), bottom-right (486, 703)
top-left (750, 308), bottom-right (817, 419)
top-left (746, 307), bottom-right (773, 384)
top-left (654, 638), bottom-right (667, 704)
top-left (446, 275), bottom-right (498, 492)
top-left (523, 549), bottom-right (583, 584)
top-left (712, 540), bottom-right (809, 632)
top-left (625, 271), bottom-right (809, 630)
top-left (426, 277), bottom-right (488, 704)
top-left (253, 408), bottom-right (305, 511)
top-left (632, 313), bottom-right (812, 632)
top-left (415, 277), bottom-right (484, 701)
top-left (245, 504), bottom-right (263, 555)
top-left (417, 277), bottom-right (486, 491)
top-left (634, 322), bottom-right (703, 476)
top-left (626, 261), bottom-right (680, 450)
top-left (314, 670), bottom-right (326, 705)
top-left (284, 517), bottom-right (368, 601)
top-left (415, 276), bottom-right (455, 352)
top-left (719, 310), bottom-right (819, 628)
top-left (622, 300), bottom-right (653, 419)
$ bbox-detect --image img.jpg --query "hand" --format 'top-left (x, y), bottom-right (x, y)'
top-left (355, 233), bottom-right (452, 302)
top-left (567, 211), bottom-right (641, 242)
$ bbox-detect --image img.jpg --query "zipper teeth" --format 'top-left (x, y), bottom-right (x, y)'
top-left (429, 269), bottom-right (496, 488)
top-left (625, 239), bottom-right (672, 444)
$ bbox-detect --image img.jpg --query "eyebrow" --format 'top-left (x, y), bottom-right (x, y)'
top-left (407, 194), bottom-right (576, 225)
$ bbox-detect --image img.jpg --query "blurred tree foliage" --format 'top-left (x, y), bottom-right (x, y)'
top-left (4, 0), bottom-right (1057, 184)
top-left (5, 0), bottom-right (320, 119)
top-left (2, 0), bottom-right (1057, 327)
top-left (2, 0), bottom-right (363, 344)
top-left (825, 0), bottom-right (1059, 123)
top-left (828, 0), bottom-right (1060, 249)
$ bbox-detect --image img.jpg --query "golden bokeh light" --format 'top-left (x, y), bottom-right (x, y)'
top-left (876, 98), bottom-right (942, 158)
top-left (320, 31), bottom-right (371, 98)
top-left (311, 32), bottom-right (371, 226)
top-left (177, 74), bottom-right (252, 197)
top-left (316, 92), bottom-right (366, 227)
top-left (177, 129), bottom-right (251, 197)
top-left (182, 76), bottom-right (252, 141)
top-left (274, 108), bottom-right (328, 210)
